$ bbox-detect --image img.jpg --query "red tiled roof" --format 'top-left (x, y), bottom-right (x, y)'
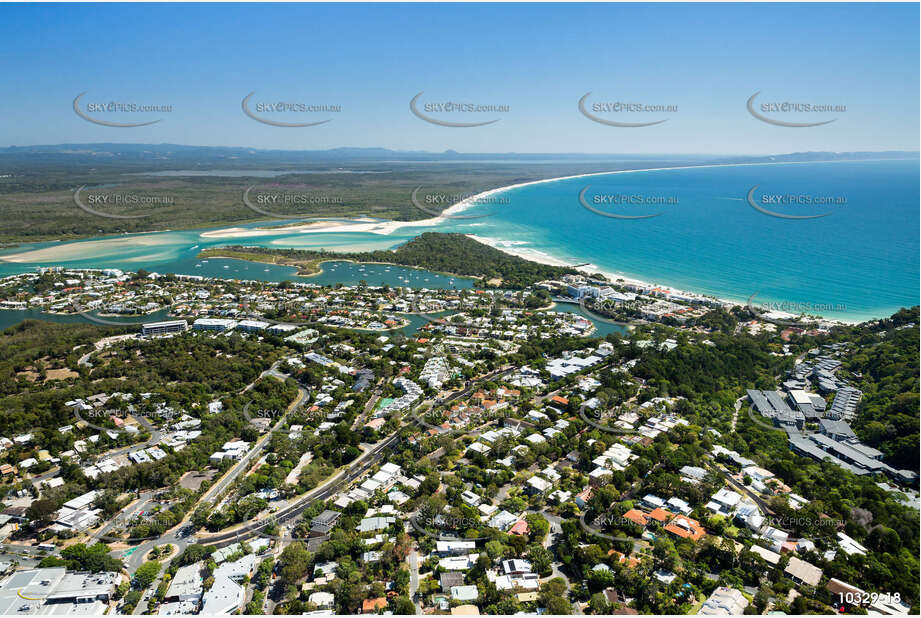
top-left (362, 597), bottom-right (387, 613)
top-left (509, 520), bottom-right (530, 535)
top-left (623, 509), bottom-right (649, 527)
top-left (664, 516), bottom-right (705, 541)
top-left (607, 550), bottom-right (639, 568)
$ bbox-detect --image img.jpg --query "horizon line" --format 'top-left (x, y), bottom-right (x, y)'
top-left (1, 143), bottom-right (919, 158)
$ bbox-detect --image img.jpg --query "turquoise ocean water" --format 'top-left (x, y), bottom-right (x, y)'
top-left (0, 160), bottom-right (917, 324)
top-left (447, 159), bottom-right (919, 322)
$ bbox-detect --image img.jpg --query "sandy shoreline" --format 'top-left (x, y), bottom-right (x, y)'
top-left (464, 233), bottom-right (859, 325)
top-left (198, 216), bottom-right (444, 239)
top-left (196, 158), bottom-right (858, 241)
top-left (200, 160), bottom-right (802, 240)
top-left (464, 233), bottom-right (731, 304)
top-left (0, 234), bottom-right (182, 263)
top-left (1, 159), bottom-right (879, 323)
top-left (440, 160), bottom-right (870, 325)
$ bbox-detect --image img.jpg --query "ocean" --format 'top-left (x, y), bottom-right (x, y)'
top-left (439, 159), bottom-right (920, 322)
top-left (1, 159), bottom-right (917, 323)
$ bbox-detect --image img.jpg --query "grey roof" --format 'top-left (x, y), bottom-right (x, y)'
top-left (788, 436), bottom-right (847, 467)
top-left (765, 391), bottom-right (792, 414)
top-left (775, 409), bottom-right (804, 427)
top-left (46, 571), bottom-right (119, 601)
top-left (828, 386), bottom-right (862, 419)
top-left (819, 419), bottom-right (856, 440)
top-left (845, 440), bottom-right (884, 460)
top-left (747, 390), bottom-right (773, 416)
top-left (200, 574), bottom-right (243, 614)
top-left (810, 434), bottom-right (889, 472)
top-left (167, 563), bottom-right (204, 600)
top-left (312, 510), bottom-right (341, 528)
top-left (680, 465), bottom-right (708, 480)
top-left (440, 571), bottom-right (465, 592)
top-left (357, 516), bottom-right (395, 533)
top-left (798, 402), bottom-right (820, 420)
top-left (784, 556), bottom-right (822, 586)
top-left (0, 568), bottom-right (118, 615)
top-left (698, 586), bottom-right (748, 615)
top-left (808, 394), bottom-right (827, 410)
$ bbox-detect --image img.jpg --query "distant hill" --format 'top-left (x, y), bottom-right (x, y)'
top-left (1, 145), bottom-right (916, 243)
top-left (1, 143), bottom-right (916, 163)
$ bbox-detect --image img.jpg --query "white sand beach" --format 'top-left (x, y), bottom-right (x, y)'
top-left (198, 158), bottom-right (844, 242)
top-left (0, 234), bottom-right (179, 263)
top-left (0, 159), bottom-right (862, 324)
top-left (198, 217), bottom-right (442, 239)
top-left (463, 233), bottom-right (733, 305)
top-left (465, 233), bottom-right (857, 325)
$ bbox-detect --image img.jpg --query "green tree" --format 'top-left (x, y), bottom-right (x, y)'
top-left (279, 542), bottom-right (311, 584)
top-left (392, 596), bottom-right (416, 615)
top-left (134, 561), bottom-right (161, 589)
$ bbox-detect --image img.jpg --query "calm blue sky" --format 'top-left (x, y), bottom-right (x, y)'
top-left (0, 3), bottom-right (918, 154)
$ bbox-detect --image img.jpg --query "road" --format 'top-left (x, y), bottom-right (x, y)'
top-left (0, 543), bottom-right (47, 563)
top-left (407, 550), bottom-right (421, 614)
top-left (435, 366), bottom-right (512, 408)
top-left (352, 390), bottom-right (381, 430)
top-left (517, 510), bottom-right (581, 613)
top-left (8, 418), bottom-right (169, 564)
top-left (109, 356), bottom-right (511, 615)
top-left (261, 529), bottom-right (286, 615)
top-left (194, 363), bottom-right (511, 549)
top-left (90, 490), bottom-right (163, 544)
top-left (195, 430), bottom-right (401, 548)
top-left (718, 465), bottom-right (775, 515)
top-left (115, 359), bottom-right (302, 575)
top-left (30, 415), bottom-right (162, 490)
top-left (731, 395), bottom-right (745, 432)
top-left (199, 383), bottom-right (308, 506)
top-left (132, 564), bottom-right (166, 615)
top-left (77, 333), bottom-right (137, 368)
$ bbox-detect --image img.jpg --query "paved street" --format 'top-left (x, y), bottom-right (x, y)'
top-left (408, 549), bottom-right (421, 614)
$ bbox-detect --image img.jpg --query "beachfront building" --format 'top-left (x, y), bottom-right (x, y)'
top-left (142, 319), bottom-right (188, 336)
top-left (237, 319), bottom-right (271, 333)
top-left (192, 318), bottom-right (238, 331)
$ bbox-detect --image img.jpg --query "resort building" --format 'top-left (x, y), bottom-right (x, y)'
top-left (141, 319), bottom-right (188, 336)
